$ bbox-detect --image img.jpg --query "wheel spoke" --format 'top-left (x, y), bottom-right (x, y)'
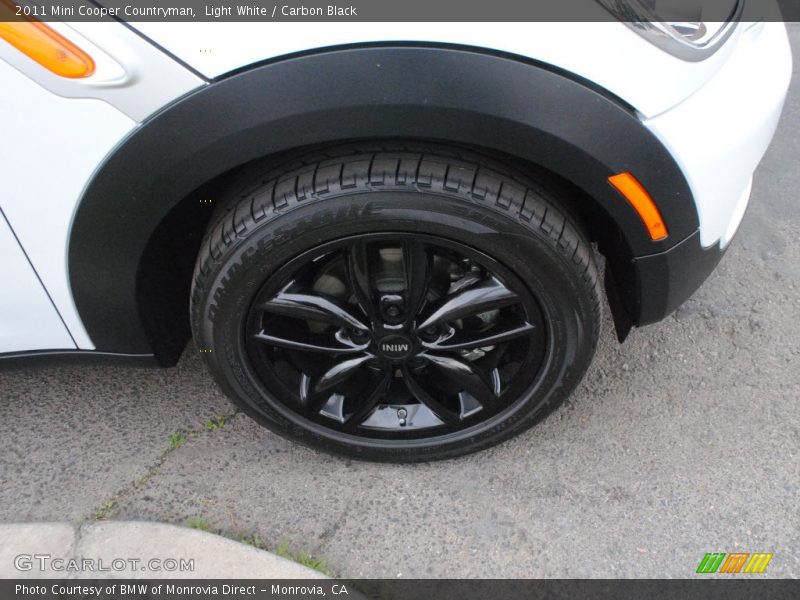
top-left (422, 322), bottom-right (535, 351)
top-left (418, 277), bottom-right (519, 330)
top-left (300, 354), bottom-right (372, 416)
top-left (260, 289), bottom-right (367, 331)
top-left (422, 353), bottom-right (499, 411)
top-left (402, 367), bottom-right (462, 425)
top-left (299, 374), bottom-right (332, 415)
top-left (343, 370), bottom-right (392, 431)
top-left (252, 331), bottom-right (367, 354)
top-left (402, 240), bottom-right (431, 322)
top-left (314, 355), bottom-right (374, 394)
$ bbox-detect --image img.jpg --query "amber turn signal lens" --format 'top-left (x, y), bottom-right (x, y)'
top-left (0, 1), bottom-right (95, 78)
top-left (608, 172), bottom-right (668, 241)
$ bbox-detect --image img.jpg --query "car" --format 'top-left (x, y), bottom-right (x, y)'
top-left (0, 3), bottom-right (791, 461)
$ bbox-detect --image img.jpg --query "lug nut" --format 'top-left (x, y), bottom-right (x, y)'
top-left (350, 329), bottom-right (369, 343)
top-left (420, 326), bottom-right (438, 341)
top-left (379, 295), bottom-right (404, 322)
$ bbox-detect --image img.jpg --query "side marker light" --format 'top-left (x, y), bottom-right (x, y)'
top-left (608, 172), bottom-right (668, 241)
top-left (0, 1), bottom-right (95, 78)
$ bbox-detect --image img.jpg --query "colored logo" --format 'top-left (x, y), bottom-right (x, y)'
top-left (696, 552), bottom-right (773, 574)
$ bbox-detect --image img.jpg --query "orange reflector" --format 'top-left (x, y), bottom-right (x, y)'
top-left (608, 172), bottom-right (668, 241)
top-left (0, 1), bottom-right (95, 78)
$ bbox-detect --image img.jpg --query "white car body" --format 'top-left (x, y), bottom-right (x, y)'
top-left (0, 15), bottom-right (792, 355)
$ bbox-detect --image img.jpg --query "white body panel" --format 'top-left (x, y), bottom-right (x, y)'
top-left (0, 212), bottom-right (75, 353)
top-left (130, 21), bottom-right (743, 119)
top-left (0, 16), bottom-right (204, 120)
top-left (0, 20), bottom-right (203, 352)
top-left (643, 22), bottom-right (792, 248)
top-left (0, 58), bottom-right (134, 349)
top-left (0, 19), bottom-right (792, 354)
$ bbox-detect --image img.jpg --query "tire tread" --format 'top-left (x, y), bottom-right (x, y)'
top-left (197, 145), bottom-right (598, 309)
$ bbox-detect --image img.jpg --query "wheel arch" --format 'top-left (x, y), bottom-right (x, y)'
top-left (68, 44), bottom-right (700, 363)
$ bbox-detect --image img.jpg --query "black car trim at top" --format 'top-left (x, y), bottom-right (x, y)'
top-left (68, 45), bottom-right (700, 359)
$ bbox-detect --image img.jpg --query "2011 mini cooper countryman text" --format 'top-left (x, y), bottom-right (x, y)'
top-left (0, 1), bottom-right (792, 460)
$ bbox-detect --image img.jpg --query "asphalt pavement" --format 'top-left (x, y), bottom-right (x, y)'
top-left (1, 25), bottom-right (798, 579)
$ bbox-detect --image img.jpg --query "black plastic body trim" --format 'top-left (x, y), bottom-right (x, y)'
top-left (0, 350), bottom-right (159, 370)
top-left (632, 231), bottom-right (726, 326)
top-left (69, 45), bottom-right (702, 358)
top-left (210, 41), bottom-right (639, 116)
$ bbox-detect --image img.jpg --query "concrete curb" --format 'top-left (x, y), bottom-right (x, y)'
top-left (0, 522), bottom-right (329, 579)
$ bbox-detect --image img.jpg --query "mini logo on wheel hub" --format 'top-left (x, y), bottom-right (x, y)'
top-left (378, 335), bottom-right (413, 360)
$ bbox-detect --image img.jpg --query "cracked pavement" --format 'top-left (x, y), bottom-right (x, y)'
top-left (1, 25), bottom-right (798, 579)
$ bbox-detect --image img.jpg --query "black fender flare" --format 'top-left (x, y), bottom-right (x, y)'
top-left (69, 45), bottom-right (700, 358)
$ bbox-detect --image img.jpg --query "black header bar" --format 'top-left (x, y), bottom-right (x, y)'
top-left (1, 0), bottom-right (796, 22)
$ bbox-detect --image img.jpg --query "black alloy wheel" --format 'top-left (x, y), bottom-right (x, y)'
top-left (245, 234), bottom-right (546, 438)
top-left (191, 143), bottom-right (601, 461)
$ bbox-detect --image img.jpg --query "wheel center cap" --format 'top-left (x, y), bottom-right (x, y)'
top-left (377, 335), bottom-right (414, 361)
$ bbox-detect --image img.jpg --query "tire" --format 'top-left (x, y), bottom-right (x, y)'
top-left (191, 142), bottom-right (601, 462)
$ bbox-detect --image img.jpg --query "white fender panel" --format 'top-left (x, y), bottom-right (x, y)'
top-left (128, 21), bottom-right (743, 118)
top-left (0, 58), bottom-right (135, 349)
top-left (0, 212), bottom-right (75, 353)
top-left (643, 22), bottom-right (792, 248)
